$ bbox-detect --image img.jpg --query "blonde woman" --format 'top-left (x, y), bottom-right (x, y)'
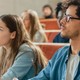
top-left (0, 14), bottom-right (47, 80)
top-left (21, 10), bottom-right (48, 42)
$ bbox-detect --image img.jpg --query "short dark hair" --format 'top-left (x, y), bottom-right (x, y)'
top-left (67, 0), bottom-right (80, 17)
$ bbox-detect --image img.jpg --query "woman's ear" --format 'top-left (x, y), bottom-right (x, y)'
top-left (10, 31), bottom-right (16, 39)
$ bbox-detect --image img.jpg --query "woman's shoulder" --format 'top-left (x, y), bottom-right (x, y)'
top-left (15, 43), bottom-right (34, 59)
top-left (19, 43), bottom-right (32, 52)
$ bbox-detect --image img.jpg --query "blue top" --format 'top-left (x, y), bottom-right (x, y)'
top-left (29, 46), bottom-right (80, 80)
top-left (2, 43), bottom-right (41, 80)
top-left (53, 33), bottom-right (69, 43)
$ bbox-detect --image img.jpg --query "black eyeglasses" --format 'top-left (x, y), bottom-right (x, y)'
top-left (63, 14), bottom-right (80, 22)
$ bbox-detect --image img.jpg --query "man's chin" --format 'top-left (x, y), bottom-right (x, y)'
top-left (60, 33), bottom-right (69, 38)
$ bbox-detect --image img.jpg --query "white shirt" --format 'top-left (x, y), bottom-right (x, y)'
top-left (66, 53), bottom-right (79, 80)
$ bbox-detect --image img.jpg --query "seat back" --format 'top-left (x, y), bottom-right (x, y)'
top-left (34, 43), bottom-right (69, 60)
top-left (40, 19), bottom-right (59, 30)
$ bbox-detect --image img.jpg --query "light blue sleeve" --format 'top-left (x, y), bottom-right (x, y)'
top-left (2, 51), bottom-right (34, 80)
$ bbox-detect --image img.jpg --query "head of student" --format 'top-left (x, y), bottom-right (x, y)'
top-left (60, 0), bottom-right (80, 39)
top-left (21, 10), bottom-right (42, 31)
top-left (0, 14), bottom-right (30, 46)
top-left (42, 4), bottom-right (53, 19)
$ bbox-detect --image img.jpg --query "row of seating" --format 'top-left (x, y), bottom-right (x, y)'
top-left (40, 19), bottom-right (60, 42)
top-left (34, 43), bottom-right (70, 60)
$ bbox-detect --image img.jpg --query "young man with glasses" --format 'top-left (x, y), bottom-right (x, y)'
top-left (28, 0), bottom-right (80, 80)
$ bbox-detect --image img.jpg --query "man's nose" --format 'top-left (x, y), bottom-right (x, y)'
top-left (60, 17), bottom-right (66, 26)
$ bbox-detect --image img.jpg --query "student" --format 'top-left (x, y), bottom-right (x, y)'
top-left (53, 0), bottom-right (69, 43)
top-left (42, 4), bottom-right (54, 19)
top-left (0, 14), bottom-right (47, 80)
top-left (29, 0), bottom-right (80, 80)
top-left (21, 10), bottom-right (48, 42)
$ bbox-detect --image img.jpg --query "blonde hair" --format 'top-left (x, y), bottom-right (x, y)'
top-left (21, 10), bottom-right (48, 42)
top-left (0, 14), bottom-right (47, 76)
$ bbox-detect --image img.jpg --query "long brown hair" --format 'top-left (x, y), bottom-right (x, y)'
top-left (21, 10), bottom-right (48, 42)
top-left (0, 14), bottom-right (47, 76)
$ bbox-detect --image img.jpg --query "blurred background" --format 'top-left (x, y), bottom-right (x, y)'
top-left (0, 0), bottom-right (60, 17)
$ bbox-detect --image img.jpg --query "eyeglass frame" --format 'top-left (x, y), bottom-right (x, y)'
top-left (62, 14), bottom-right (80, 22)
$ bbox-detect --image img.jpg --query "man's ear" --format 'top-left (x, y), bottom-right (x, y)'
top-left (10, 31), bottom-right (16, 39)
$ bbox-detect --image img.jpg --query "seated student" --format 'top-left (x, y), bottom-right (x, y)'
top-left (21, 10), bottom-right (48, 42)
top-left (29, 0), bottom-right (80, 80)
top-left (0, 14), bottom-right (47, 80)
top-left (42, 4), bottom-right (54, 19)
top-left (53, 0), bottom-right (69, 43)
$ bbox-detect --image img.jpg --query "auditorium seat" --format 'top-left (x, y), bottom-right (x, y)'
top-left (40, 19), bottom-right (60, 30)
top-left (44, 30), bottom-right (60, 42)
top-left (34, 43), bottom-right (69, 60)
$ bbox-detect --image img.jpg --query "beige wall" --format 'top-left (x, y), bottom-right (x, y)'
top-left (0, 0), bottom-right (60, 17)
